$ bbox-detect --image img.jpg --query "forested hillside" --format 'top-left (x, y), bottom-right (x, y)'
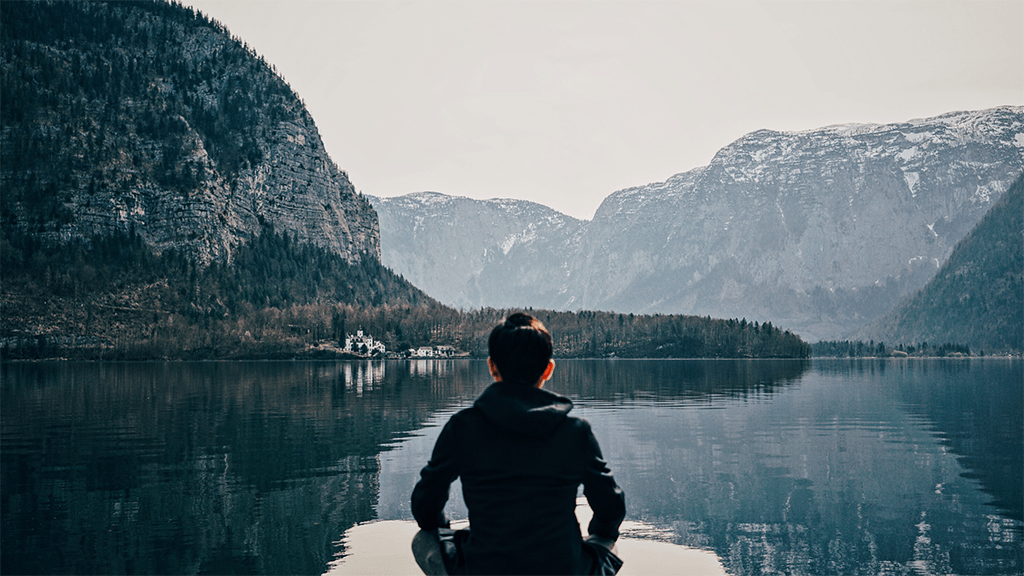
top-left (1, 0), bottom-right (378, 264)
top-left (408, 309), bottom-right (810, 360)
top-left (0, 223), bottom-right (436, 359)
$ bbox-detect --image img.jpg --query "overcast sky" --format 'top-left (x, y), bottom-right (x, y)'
top-left (185, 0), bottom-right (1022, 220)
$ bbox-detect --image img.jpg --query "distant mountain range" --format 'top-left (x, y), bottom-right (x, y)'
top-left (370, 193), bottom-right (585, 309)
top-left (371, 106), bottom-right (1024, 342)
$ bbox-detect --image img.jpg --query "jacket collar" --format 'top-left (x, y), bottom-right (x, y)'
top-left (473, 381), bottom-right (573, 438)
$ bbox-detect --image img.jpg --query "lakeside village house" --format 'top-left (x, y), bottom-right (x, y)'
top-left (409, 345), bottom-right (458, 358)
top-left (343, 330), bottom-right (386, 356)
top-left (343, 331), bottom-right (459, 359)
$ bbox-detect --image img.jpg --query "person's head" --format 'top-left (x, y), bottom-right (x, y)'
top-left (487, 313), bottom-right (554, 386)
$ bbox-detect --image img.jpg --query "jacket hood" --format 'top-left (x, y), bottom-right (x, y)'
top-left (473, 381), bottom-right (573, 438)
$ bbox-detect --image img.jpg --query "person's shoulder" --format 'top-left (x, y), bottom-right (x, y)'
top-left (447, 404), bottom-right (487, 427)
top-left (563, 415), bottom-right (595, 434)
top-left (560, 416), bottom-right (603, 453)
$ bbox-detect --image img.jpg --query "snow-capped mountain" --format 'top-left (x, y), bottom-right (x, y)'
top-left (372, 107), bottom-right (1024, 340)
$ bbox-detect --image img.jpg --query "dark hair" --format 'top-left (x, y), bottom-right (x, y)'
top-left (488, 313), bottom-right (553, 384)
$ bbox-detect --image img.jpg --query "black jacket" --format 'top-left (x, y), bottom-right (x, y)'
top-left (411, 381), bottom-right (626, 575)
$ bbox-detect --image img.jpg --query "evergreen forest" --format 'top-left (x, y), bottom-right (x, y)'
top-left (811, 340), bottom-right (974, 358)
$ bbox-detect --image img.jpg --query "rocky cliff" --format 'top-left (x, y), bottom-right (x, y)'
top-left (373, 107), bottom-right (1024, 341)
top-left (0, 0), bottom-right (378, 265)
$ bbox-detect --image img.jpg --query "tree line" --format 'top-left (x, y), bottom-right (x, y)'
top-left (1, 226), bottom-right (811, 360)
top-left (812, 340), bottom-right (976, 358)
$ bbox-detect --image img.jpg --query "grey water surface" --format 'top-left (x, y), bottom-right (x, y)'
top-left (2, 359), bottom-right (1020, 575)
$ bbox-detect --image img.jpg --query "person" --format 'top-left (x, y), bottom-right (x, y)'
top-left (411, 313), bottom-right (626, 575)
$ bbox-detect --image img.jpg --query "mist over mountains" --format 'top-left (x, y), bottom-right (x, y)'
top-left (371, 107), bottom-right (1024, 342)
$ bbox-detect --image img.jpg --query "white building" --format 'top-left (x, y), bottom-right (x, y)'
top-left (344, 330), bottom-right (386, 356)
top-left (434, 345), bottom-right (456, 358)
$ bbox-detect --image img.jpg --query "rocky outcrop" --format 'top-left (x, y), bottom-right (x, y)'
top-left (373, 107), bottom-right (1024, 340)
top-left (0, 0), bottom-right (378, 265)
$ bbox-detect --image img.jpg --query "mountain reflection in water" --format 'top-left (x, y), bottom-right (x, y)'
top-left (1, 359), bottom-right (1020, 575)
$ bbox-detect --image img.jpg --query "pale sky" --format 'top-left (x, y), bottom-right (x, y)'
top-left (185, 0), bottom-right (1023, 220)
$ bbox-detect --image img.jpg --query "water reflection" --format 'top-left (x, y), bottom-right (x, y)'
top-left (811, 359), bottom-right (1022, 523)
top-left (566, 359), bottom-right (1022, 575)
top-left (2, 359), bottom-right (1020, 575)
top-left (554, 359), bottom-right (810, 406)
top-left (1, 360), bottom-right (482, 575)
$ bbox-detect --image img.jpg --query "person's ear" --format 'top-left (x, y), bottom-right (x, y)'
top-left (487, 357), bottom-right (502, 382)
top-left (537, 360), bottom-right (555, 387)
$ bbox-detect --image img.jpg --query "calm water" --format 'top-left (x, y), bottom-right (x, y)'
top-left (1, 359), bottom-right (1020, 575)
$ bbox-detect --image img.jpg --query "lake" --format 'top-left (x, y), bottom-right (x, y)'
top-left (1, 359), bottom-right (1020, 575)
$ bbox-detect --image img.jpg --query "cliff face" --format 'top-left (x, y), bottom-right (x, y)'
top-left (373, 107), bottom-right (1024, 341)
top-left (0, 0), bottom-right (378, 264)
top-left (368, 193), bottom-right (584, 309)
top-left (856, 174), bottom-right (1023, 353)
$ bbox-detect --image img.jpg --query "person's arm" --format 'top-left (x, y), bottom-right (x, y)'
top-left (581, 422), bottom-right (626, 540)
top-left (411, 417), bottom-right (460, 531)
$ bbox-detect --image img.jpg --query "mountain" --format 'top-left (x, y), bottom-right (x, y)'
top-left (373, 107), bottom-right (1024, 340)
top-left (855, 174), bottom-right (1023, 353)
top-left (368, 193), bottom-right (584, 309)
top-left (0, 0), bottom-right (378, 265)
top-left (0, 0), bottom-right (436, 359)
top-left (570, 107), bottom-right (1024, 340)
